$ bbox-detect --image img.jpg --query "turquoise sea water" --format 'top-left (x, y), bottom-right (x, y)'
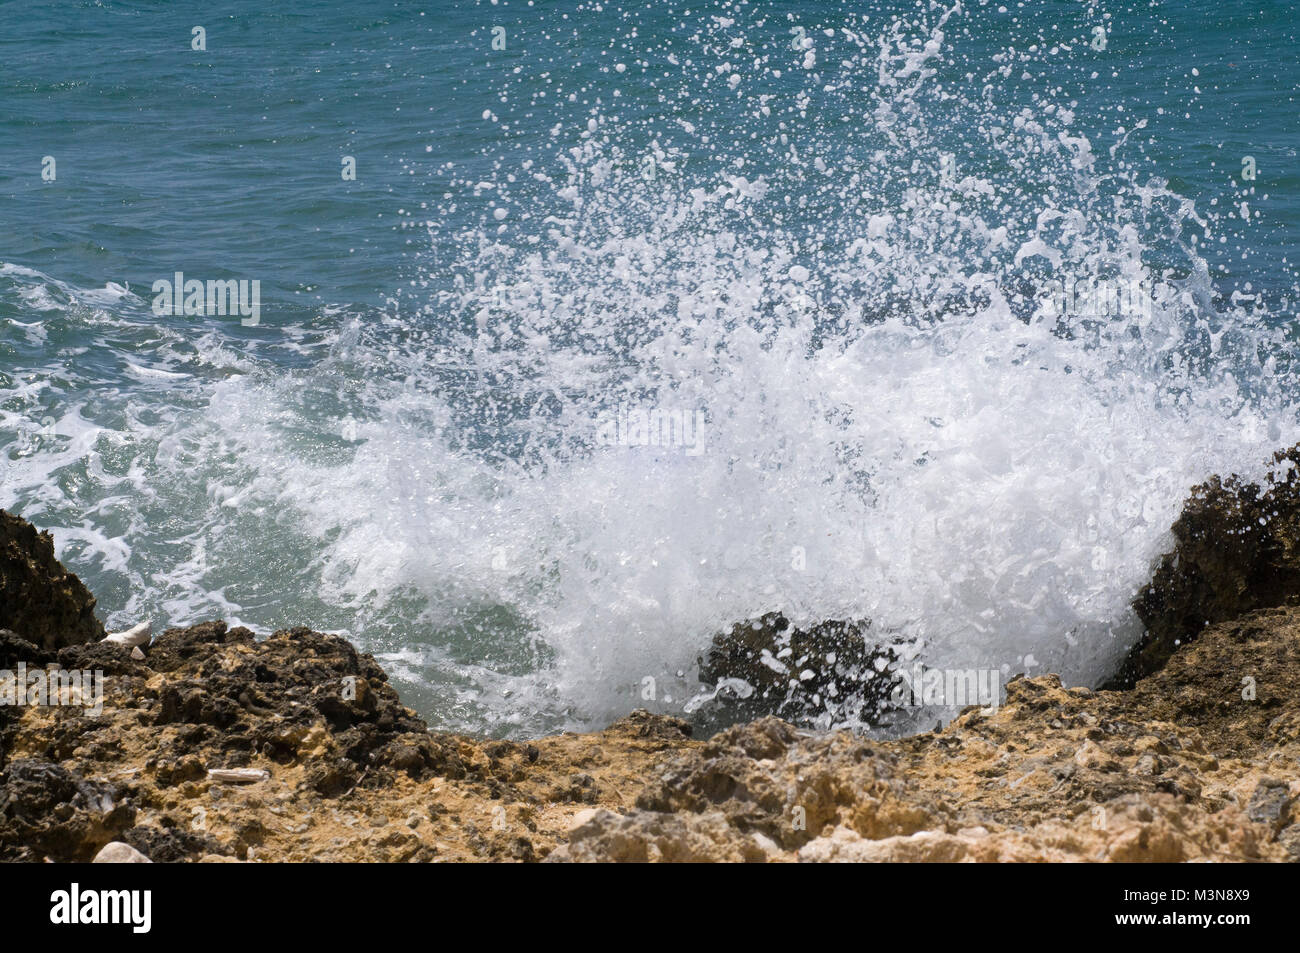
top-left (2, 0), bottom-right (1299, 736)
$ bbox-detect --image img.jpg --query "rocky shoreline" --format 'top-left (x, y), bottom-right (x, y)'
top-left (3, 448), bottom-right (1300, 862)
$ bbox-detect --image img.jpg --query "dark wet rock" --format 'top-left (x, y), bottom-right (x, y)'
top-left (697, 612), bottom-right (899, 723)
top-left (56, 639), bottom-right (151, 677)
top-left (0, 758), bottom-right (135, 861)
top-left (145, 620), bottom-right (257, 673)
top-left (135, 622), bottom-right (443, 783)
top-left (0, 510), bottom-right (104, 651)
top-left (0, 629), bottom-right (53, 678)
top-left (0, 632), bottom-right (54, 769)
top-left (1110, 445), bottom-right (1300, 688)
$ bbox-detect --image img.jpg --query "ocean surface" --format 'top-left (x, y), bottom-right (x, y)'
top-left (2, 0), bottom-right (1299, 737)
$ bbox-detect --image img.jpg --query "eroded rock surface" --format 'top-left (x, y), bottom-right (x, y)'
top-left (4, 438), bottom-right (1300, 864)
top-left (0, 510), bottom-right (104, 651)
top-left (1115, 445), bottom-right (1300, 687)
top-left (4, 604), bottom-right (1295, 863)
top-left (551, 609), bottom-right (1299, 861)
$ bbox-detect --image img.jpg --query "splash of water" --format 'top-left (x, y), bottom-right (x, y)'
top-left (347, 4), bottom-right (1294, 730)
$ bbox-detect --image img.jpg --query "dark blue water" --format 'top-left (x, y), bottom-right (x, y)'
top-left (3, 1), bottom-right (1297, 304)
top-left (2, 0), bottom-right (1299, 737)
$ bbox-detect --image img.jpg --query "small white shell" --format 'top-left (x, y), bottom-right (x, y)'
top-left (207, 768), bottom-right (269, 784)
